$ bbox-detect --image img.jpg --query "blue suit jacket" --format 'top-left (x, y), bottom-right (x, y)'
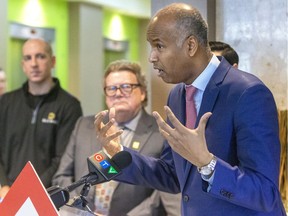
top-left (117, 58), bottom-right (286, 216)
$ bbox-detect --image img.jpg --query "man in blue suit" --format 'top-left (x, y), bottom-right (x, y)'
top-left (94, 3), bottom-right (286, 216)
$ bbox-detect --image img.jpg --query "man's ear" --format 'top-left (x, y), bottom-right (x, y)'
top-left (232, 63), bottom-right (238, 69)
top-left (187, 35), bottom-right (198, 57)
top-left (51, 56), bottom-right (56, 68)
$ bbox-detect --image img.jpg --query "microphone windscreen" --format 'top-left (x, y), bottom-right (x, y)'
top-left (111, 151), bottom-right (132, 169)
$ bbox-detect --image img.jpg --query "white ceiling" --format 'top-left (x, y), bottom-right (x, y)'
top-left (67, 0), bottom-right (151, 18)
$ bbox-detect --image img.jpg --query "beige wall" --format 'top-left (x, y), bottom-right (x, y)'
top-left (69, 3), bottom-right (104, 115)
top-left (216, 0), bottom-right (287, 110)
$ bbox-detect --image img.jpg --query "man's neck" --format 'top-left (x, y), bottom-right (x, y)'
top-left (28, 78), bottom-right (55, 95)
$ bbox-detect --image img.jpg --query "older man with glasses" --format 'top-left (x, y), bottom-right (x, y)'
top-left (53, 60), bottom-right (181, 216)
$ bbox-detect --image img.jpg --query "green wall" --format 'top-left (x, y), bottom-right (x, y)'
top-left (7, 1), bottom-right (140, 90)
top-left (7, 0), bottom-right (68, 90)
top-left (103, 9), bottom-right (140, 61)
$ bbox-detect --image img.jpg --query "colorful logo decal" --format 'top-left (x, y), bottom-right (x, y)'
top-left (99, 160), bottom-right (110, 169)
top-left (108, 166), bottom-right (118, 174)
top-left (94, 154), bottom-right (104, 162)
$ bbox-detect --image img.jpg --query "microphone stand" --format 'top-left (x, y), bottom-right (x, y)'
top-left (66, 182), bottom-right (96, 215)
top-left (66, 172), bottom-right (98, 192)
top-left (48, 172), bottom-right (98, 212)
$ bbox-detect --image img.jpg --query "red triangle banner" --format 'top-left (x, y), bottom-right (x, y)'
top-left (0, 162), bottom-right (59, 215)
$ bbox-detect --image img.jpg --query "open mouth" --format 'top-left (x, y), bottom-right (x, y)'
top-left (157, 69), bottom-right (165, 76)
top-left (154, 67), bottom-right (165, 76)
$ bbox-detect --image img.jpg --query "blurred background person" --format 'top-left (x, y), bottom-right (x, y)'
top-left (209, 41), bottom-right (239, 68)
top-left (0, 38), bottom-right (82, 199)
top-left (0, 68), bottom-right (6, 97)
top-left (53, 60), bottom-right (181, 216)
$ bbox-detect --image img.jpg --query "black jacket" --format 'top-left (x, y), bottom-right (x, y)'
top-left (0, 78), bottom-right (82, 187)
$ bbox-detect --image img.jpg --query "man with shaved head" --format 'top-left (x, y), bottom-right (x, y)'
top-left (0, 38), bottom-right (82, 199)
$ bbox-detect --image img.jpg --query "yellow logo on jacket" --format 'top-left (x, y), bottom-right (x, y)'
top-left (48, 112), bottom-right (56, 120)
top-left (42, 112), bottom-right (58, 124)
top-left (132, 141), bottom-right (140, 150)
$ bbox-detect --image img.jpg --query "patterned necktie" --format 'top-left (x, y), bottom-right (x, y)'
top-left (94, 181), bottom-right (117, 215)
top-left (185, 85), bottom-right (197, 129)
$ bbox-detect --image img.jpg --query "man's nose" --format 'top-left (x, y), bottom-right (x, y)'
top-left (31, 57), bottom-right (38, 66)
top-left (149, 49), bottom-right (158, 63)
top-left (115, 88), bottom-right (123, 96)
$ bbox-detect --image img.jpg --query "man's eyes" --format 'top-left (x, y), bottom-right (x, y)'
top-left (157, 44), bottom-right (164, 49)
top-left (23, 54), bottom-right (47, 61)
top-left (23, 56), bottom-right (31, 61)
top-left (107, 86), bottom-right (116, 91)
top-left (108, 85), bottom-right (131, 90)
top-left (36, 54), bottom-right (47, 59)
top-left (121, 84), bottom-right (132, 89)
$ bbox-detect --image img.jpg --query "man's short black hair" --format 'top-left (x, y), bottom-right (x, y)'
top-left (209, 41), bottom-right (239, 65)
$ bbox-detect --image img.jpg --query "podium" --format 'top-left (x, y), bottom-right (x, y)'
top-left (0, 162), bottom-right (59, 216)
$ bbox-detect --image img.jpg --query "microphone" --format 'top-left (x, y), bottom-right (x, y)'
top-left (49, 150), bottom-right (132, 210)
top-left (66, 150), bottom-right (132, 192)
top-left (86, 150), bottom-right (132, 185)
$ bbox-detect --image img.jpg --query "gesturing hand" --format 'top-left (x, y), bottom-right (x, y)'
top-left (94, 107), bottom-right (123, 157)
top-left (153, 106), bottom-right (213, 167)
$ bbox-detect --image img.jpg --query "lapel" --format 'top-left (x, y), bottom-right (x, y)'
top-left (167, 85), bottom-right (188, 187)
top-left (113, 110), bottom-right (153, 193)
top-left (129, 110), bottom-right (153, 153)
top-left (183, 58), bottom-right (230, 187)
top-left (75, 116), bottom-right (101, 201)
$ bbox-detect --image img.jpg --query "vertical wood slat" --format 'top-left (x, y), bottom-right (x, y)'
top-left (278, 109), bottom-right (287, 205)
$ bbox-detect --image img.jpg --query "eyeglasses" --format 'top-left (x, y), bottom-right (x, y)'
top-left (104, 83), bottom-right (141, 97)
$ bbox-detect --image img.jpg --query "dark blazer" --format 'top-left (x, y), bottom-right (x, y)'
top-left (116, 58), bottom-right (286, 216)
top-left (53, 110), bottom-right (169, 215)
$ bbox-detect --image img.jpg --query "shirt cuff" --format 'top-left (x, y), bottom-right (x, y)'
top-left (201, 171), bottom-right (215, 192)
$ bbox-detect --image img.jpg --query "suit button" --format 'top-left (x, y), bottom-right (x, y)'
top-left (183, 195), bottom-right (189, 202)
top-left (220, 189), bottom-right (233, 199)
